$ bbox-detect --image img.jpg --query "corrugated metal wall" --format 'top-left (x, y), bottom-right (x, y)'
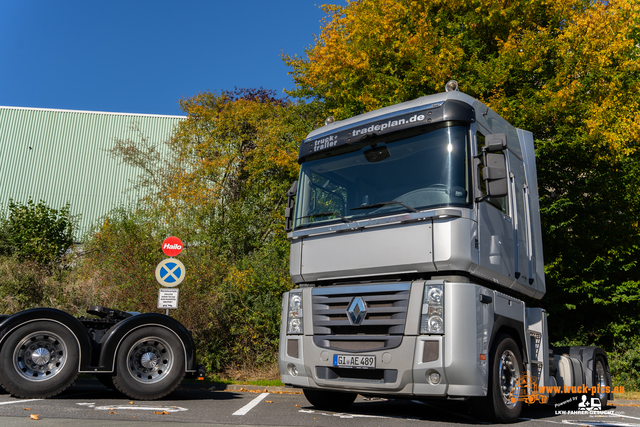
top-left (0, 106), bottom-right (184, 238)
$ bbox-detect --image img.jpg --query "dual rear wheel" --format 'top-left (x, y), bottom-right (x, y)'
top-left (0, 323), bottom-right (184, 400)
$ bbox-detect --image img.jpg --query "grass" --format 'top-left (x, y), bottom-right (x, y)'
top-left (203, 363), bottom-right (283, 386)
top-left (205, 373), bottom-right (283, 387)
top-left (614, 391), bottom-right (640, 401)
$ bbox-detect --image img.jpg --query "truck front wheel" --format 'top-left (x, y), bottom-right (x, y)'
top-left (303, 389), bottom-right (357, 411)
top-left (472, 334), bottom-right (524, 423)
top-left (0, 321), bottom-right (79, 398)
top-left (112, 327), bottom-right (185, 400)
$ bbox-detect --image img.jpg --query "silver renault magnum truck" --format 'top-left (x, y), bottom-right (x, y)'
top-left (279, 82), bottom-right (611, 422)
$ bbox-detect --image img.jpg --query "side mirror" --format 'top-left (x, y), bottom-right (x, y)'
top-left (476, 133), bottom-right (508, 202)
top-left (284, 180), bottom-right (298, 232)
top-left (484, 153), bottom-right (508, 197)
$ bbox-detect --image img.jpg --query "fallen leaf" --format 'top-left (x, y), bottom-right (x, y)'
top-left (265, 400), bottom-right (274, 403)
top-left (30, 414), bottom-right (40, 420)
top-left (294, 404), bottom-right (301, 407)
top-left (154, 411), bottom-right (170, 415)
top-left (24, 408), bottom-right (30, 410)
top-left (109, 411), bottom-right (117, 414)
top-left (128, 401), bottom-right (134, 405)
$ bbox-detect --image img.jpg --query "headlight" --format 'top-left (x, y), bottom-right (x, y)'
top-left (421, 283), bottom-right (444, 334)
top-left (287, 291), bottom-right (303, 334)
top-left (288, 318), bottom-right (302, 334)
top-left (290, 294), bottom-right (302, 315)
top-left (427, 287), bottom-right (443, 305)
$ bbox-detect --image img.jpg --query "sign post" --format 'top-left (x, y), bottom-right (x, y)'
top-left (156, 236), bottom-right (185, 316)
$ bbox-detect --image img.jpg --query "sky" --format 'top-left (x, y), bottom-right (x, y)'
top-left (0, 1), bottom-right (344, 116)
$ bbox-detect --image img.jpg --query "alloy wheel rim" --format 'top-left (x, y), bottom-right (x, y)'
top-left (126, 336), bottom-right (174, 384)
top-left (13, 331), bottom-right (68, 382)
top-left (499, 349), bottom-right (521, 409)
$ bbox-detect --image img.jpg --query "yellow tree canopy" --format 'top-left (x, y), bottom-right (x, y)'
top-left (286, 0), bottom-right (640, 158)
top-left (286, 0), bottom-right (640, 345)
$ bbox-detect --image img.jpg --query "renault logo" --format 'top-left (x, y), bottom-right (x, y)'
top-left (347, 297), bottom-right (367, 325)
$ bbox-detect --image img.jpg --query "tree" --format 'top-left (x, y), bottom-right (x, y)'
top-left (285, 0), bottom-right (640, 346)
top-left (94, 88), bottom-right (322, 370)
top-left (0, 198), bottom-right (75, 266)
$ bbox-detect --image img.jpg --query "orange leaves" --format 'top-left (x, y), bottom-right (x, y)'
top-left (287, 0), bottom-right (640, 164)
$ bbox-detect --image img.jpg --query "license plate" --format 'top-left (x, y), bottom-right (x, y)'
top-left (333, 354), bottom-right (376, 369)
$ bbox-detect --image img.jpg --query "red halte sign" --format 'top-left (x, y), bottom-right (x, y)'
top-left (162, 236), bottom-right (183, 257)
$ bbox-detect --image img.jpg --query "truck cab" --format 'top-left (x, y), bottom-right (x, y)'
top-left (279, 83), bottom-right (611, 422)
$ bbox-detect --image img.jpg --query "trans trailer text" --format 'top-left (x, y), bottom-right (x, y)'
top-left (279, 81), bottom-right (611, 423)
top-left (0, 305), bottom-right (202, 399)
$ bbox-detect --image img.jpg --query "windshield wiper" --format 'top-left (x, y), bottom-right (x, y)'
top-left (350, 200), bottom-right (418, 213)
top-left (301, 212), bottom-right (352, 223)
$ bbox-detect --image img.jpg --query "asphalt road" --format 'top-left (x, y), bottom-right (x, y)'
top-left (0, 379), bottom-right (639, 426)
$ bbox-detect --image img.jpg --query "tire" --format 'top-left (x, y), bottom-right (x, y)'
top-left (472, 334), bottom-right (524, 423)
top-left (0, 321), bottom-right (79, 398)
top-left (95, 373), bottom-right (115, 390)
top-left (111, 326), bottom-right (185, 400)
top-left (303, 389), bottom-right (357, 411)
top-left (593, 355), bottom-right (609, 407)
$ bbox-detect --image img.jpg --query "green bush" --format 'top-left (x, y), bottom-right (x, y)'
top-left (0, 199), bottom-right (75, 266)
top-left (201, 240), bottom-right (292, 371)
top-left (79, 206), bottom-right (293, 374)
top-left (0, 256), bottom-right (49, 313)
top-left (607, 343), bottom-right (640, 391)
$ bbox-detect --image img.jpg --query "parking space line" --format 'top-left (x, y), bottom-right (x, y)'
top-left (77, 403), bottom-right (188, 412)
top-left (233, 392), bottom-right (269, 416)
top-left (0, 399), bottom-right (42, 406)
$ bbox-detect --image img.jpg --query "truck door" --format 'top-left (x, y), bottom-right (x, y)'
top-left (476, 130), bottom-right (515, 279)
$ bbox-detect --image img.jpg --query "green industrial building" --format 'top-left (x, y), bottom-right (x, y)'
top-left (0, 106), bottom-right (184, 238)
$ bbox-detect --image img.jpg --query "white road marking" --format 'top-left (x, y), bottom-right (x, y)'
top-left (0, 399), bottom-right (42, 406)
top-left (76, 402), bottom-right (187, 412)
top-left (233, 392), bottom-right (269, 416)
top-left (299, 409), bottom-right (421, 421)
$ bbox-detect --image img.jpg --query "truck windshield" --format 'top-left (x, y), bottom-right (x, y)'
top-left (294, 124), bottom-right (471, 229)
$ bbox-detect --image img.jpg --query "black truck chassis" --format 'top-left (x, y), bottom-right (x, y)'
top-left (0, 306), bottom-right (202, 399)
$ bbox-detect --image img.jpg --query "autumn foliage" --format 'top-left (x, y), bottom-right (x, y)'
top-left (23, 0), bottom-right (638, 380)
top-left (80, 89), bottom-right (320, 371)
top-left (286, 0), bottom-right (640, 347)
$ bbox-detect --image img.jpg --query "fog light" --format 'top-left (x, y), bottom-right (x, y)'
top-left (287, 363), bottom-right (298, 377)
top-left (427, 370), bottom-right (441, 385)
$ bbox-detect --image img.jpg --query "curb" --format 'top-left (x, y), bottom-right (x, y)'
top-left (610, 399), bottom-right (640, 407)
top-left (207, 383), bottom-right (303, 394)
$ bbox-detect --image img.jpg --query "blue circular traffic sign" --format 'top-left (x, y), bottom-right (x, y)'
top-left (155, 258), bottom-right (186, 287)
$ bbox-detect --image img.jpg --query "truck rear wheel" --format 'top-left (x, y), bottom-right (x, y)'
top-left (112, 326), bottom-right (185, 400)
top-left (472, 334), bottom-right (523, 423)
top-left (303, 389), bottom-right (357, 411)
top-left (0, 321), bottom-right (79, 398)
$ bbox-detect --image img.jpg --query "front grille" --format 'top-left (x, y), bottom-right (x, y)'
top-left (312, 283), bottom-right (410, 352)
